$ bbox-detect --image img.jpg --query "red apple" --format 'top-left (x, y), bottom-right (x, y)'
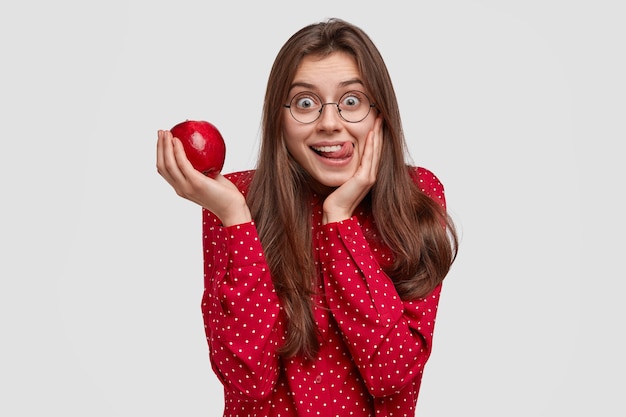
top-left (170, 120), bottom-right (226, 178)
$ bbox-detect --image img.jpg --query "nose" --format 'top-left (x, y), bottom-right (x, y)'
top-left (316, 102), bottom-right (342, 128)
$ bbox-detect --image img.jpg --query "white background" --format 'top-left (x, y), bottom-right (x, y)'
top-left (1, 1), bottom-right (624, 416)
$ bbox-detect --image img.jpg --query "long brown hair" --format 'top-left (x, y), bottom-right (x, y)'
top-left (247, 18), bottom-right (458, 359)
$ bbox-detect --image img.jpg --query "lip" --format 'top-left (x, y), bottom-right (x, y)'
top-left (310, 140), bottom-right (350, 147)
top-left (309, 141), bottom-right (355, 165)
top-left (311, 144), bottom-right (344, 153)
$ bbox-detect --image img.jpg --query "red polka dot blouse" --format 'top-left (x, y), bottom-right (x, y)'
top-left (201, 166), bottom-right (447, 417)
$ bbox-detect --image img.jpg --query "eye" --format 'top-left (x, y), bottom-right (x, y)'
top-left (292, 92), bottom-right (320, 110)
top-left (340, 92), bottom-right (363, 109)
top-left (297, 97), bottom-right (314, 109)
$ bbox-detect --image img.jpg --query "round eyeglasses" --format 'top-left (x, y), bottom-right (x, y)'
top-left (284, 90), bottom-right (376, 124)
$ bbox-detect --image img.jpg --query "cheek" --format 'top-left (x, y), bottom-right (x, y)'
top-left (351, 124), bottom-right (374, 150)
top-left (282, 111), bottom-right (297, 136)
top-left (282, 126), bottom-right (300, 154)
top-left (282, 117), bottom-right (312, 149)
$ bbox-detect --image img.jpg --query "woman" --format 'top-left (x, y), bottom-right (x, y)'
top-left (157, 17), bottom-right (458, 417)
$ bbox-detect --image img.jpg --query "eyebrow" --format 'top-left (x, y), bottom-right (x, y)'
top-left (288, 78), bottom-right (365, 93)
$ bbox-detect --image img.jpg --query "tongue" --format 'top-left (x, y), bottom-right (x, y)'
top-left (320, 142), bottom-right (354, 159)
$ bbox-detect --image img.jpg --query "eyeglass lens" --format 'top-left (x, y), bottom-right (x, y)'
top-left (288, 90), bottom-right (373, 123)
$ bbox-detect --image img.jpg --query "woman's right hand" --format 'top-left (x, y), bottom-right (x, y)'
top-left (156, 129), bottom-right (251, 226)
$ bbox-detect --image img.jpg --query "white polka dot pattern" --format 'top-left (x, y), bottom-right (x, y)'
top-left (199, 167), bottom-right (447, 416)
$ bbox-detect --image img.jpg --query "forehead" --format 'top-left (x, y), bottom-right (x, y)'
top-left (291, 52), bottom-right (362, 91)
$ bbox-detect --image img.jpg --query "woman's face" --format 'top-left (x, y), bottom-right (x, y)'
top-left (282, 51), bottom-right (377, 188)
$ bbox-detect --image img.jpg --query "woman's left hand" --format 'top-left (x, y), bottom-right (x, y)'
top-left (322, 116), bottom-right (383, 224)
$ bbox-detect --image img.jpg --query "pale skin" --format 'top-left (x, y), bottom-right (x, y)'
top-left (156, 51), bottom-right (383, 226)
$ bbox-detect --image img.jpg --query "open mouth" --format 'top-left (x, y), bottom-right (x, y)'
top-left (311, 142), bottom-right (354, 159)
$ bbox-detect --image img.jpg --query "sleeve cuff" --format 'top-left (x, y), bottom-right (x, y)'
top-left (224, 221), bottom-right (266, 268)
top-left (318, 216), bottom-right (369, 263)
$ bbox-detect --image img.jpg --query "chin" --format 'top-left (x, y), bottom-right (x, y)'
top-left (314, 173), bottom-right (353, 188)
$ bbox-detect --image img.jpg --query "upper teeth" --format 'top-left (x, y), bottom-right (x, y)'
top-left (312, 145), bottom-right (342, 152)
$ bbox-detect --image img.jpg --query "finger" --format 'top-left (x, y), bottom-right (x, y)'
top-left (164, 133), bottom-right (205, 200)
top-left (369, 116), bottom-right (384, 177)
top-left (156, 130), bottom-right (166, 175)
top-left (157, 130), bottom-right (180, 183)
top-left (360, 130), bottom-right (375, 175)
top-left (160, 131), bottom-right (186, 183)
top-left (359, 117), bottom-right (382, 180)
top-left (171, 135), bottom-right (193, 180)
top-left (172, 136), bottom-right (223, 192)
